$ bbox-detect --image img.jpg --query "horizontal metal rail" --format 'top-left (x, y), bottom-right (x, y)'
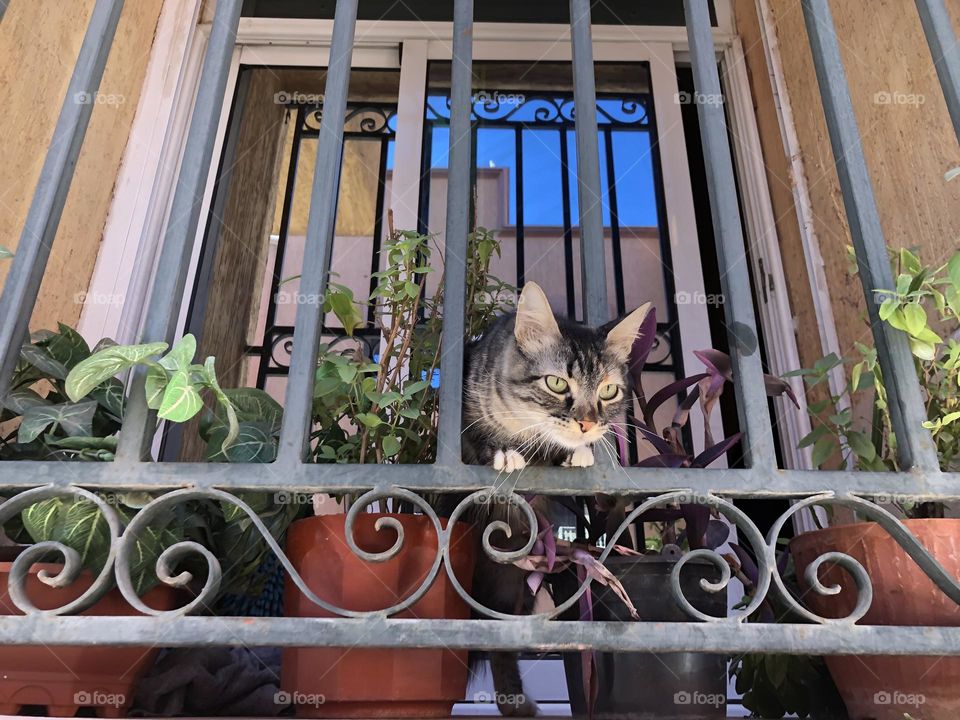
top-left (2, 617), bottom-right (959, 655)
top-left (0, 0), bottom-right (957, 661)
top-left (1, 462), bottom-right (957, 499)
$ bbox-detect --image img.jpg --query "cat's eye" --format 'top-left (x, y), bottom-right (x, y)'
top-left (598, 383), bottom-right (620, 401)
top-left (544, 375), bottom-right (569, 393)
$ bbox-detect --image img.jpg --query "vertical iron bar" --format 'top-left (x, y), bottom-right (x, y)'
top-left (0, 0), bottom-right (124, 401)
top-left (570, 0), bottom-right (609, 327)
top-left (277, 0), bottom-right (359, 464)
top-left (914, 0), bottom-right (960, 141)
top-left (800, 0), bottom-right (940, 472)
top-left (560, 130), bottom-right (577, 319)
top-left (435, 0), bottom-right (474, 466)
top-left (684, 0), bottom-right (777, 468)
top-left (603, 128), bottom-right (626, 316)
top-left (515, 126), bottom-right (525, 287)
top-left (116, 0), bottom-right (242, 462)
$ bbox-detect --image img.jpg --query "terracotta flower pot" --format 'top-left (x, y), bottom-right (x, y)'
top-left (0, 561), bottom-right (181, 717)
top-left (282, 513), bottom-right (475, 718)
top-left (790, 518), bottom-right (960, 720)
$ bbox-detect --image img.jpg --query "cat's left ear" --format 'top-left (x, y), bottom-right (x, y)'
top-left (603, 302), bottom-right (653, 362)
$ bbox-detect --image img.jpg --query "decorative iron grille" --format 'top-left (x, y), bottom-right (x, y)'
top-left (0, 0), bottom-right (958, 665)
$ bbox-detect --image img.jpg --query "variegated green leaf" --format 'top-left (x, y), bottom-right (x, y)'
top-left (91, 377), bottom-right (125, 417)
top-left (202, 356), bottom-right (238, 452)
top-left (157, 368), bottom-right (203, 422)
top-left (58, 500), bottom-right (112, 569)
top-left (22, 498), bottom-right (64, 543)
top-left (3, 387), bottom-right (51, 414)
top-left (159, 335), bottom-right (197, 372)
top-left (18, 401), bottom-right (98, 443)
top-left (66, 341), bottom-right (168, 401)
top-left (20, 343), bottom-right (68, 379)
top-left (144, 365), bottom-right (168, 410)
top-left (206, 422), bottom-right (277, 463)
top-left (41, 324), bottom-right (91, 369)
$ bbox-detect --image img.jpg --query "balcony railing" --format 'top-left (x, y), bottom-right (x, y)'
top-left (0, 0), bottom-right (959, 660)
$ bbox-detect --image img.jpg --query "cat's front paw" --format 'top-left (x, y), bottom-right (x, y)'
top-left (493, 449), bottom-right (527, 473)
top-left (497, 695), bottom-right (539, 717)
top-left (564, 445), bottom-right (594, 468)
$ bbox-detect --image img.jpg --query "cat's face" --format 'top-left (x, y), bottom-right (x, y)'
top-left (501, 282), bottom-right (651, 451)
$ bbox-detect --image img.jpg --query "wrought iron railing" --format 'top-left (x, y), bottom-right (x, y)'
top-left (0, 0), bottom-right (959, 660)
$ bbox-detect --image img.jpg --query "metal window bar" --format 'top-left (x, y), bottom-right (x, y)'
top-left (0, 0), bottom-right (959, 657)
top-left (914, 0), bottom-right (960, 141)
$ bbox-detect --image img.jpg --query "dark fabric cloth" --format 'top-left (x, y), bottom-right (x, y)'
top-left (132, 647), bottom-right (287, 716)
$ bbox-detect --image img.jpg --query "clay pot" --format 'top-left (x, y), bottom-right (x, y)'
top-left (790, 519), bottom-right (960, 720)
top-left (0, 560), bottom-right (180, 717)
top-left (282, 513), bottom-right (475, 718)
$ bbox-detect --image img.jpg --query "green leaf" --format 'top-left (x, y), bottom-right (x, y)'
top-left (313, 376), bottom-right (342, 399)
top-left (909, 337), bottom-right (937, 361)
top-left (381, 435), bottom-right (401, 457)
top-left (846, 430), bottom-right (877, 462)
top-left (851, 363), bottom-right (863, 393)
top-left (402, 379), bottom-right (431, 397)
top-left (878, 297), bottom-right (898, 321)
top-left (828, 408), bottom-right (852, 426)
top-left (946, 286), bottom-right (960, 318)
top-left (902, 303), bottom-right (927, 336)
top-left (941, 411), bottom-right (960, 427)
top-left (145, 366), bottom-right (168, 410)
top-left (41, 324), bottom-right (91, 369)
top-left (337, 364), bottom-right (358, 383)
top-left (324, 290), bottom-right (364, 336)
top-left (811, 435), bottom-right (836, 467)
top-left (90, 377), bottom-right (125, 418)
top-left (65, 341), bottom-right (168, 401)
top-left (0, 246), bottom-right (13, 259)
top-left (46, 435), bottom-right (118, 451)
top-left (206, 422), bottom-right (277, 463)
top-left (159, 335), bottom-right (197, 371)
top-left (798, 426), bottom-right (829, 448)
top-left (398, 406), bottom-right (422, 420)
top-left (18, 401), bottom-right (98, 443)
top-left (22, 498), bottom-right (64, 543)
top-left (58, 500), bottom-right (112, 570)
top-left (948, 252), bottom-right (960, 292)
top-left (355, 412), bottom-right (382, 428)
top-left (20, 343), bottom-right (69, 379)
top-left (806, 398), bottom-right (832, 414)
top-left (202, 357), bottom-right (239, 452)
top-left (157, 369), bottom-right (204, 423)
top-left (899, 248), bottom-right (921, 275)
top-left (886, 308), bottom-right (908, 332)
top-left (3, 387), bottom-right (51, 414)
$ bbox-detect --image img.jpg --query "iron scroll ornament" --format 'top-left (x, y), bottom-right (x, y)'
top-left (2, 486), bottom-right (960, 623)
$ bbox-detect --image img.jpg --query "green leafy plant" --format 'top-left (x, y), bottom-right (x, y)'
top-left (790, 248), bottom-right (960, 517)
top-left (309, 227), bottom-right (514, 466)
top-left (1, 326), bottom-right (298, 598)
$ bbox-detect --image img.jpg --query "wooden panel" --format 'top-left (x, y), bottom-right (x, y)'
top-left (0, 0), bottom-right (164, 333)
top-left (742, 0), bottom-right (960, 360)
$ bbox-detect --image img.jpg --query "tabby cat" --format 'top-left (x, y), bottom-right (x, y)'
top-left (461, 282), bottom-right (651, 716)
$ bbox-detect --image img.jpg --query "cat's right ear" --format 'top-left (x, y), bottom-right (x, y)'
top-left (515, 282), bottom-right (561, 354)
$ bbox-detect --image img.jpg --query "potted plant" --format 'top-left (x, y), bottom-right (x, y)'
top-left (550, 314), bottom-right (797, 720)
top-left (782, 248), bottom-right (960, 720)
top-left (0, 325), bottom-right (299, 716)
top-left (280, 227), bottom-right (513, 718)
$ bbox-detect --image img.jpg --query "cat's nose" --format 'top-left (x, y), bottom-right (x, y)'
top-left (577, 419), bottom-right (597, 433)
